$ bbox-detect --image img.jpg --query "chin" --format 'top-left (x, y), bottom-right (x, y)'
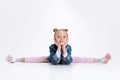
top-left (60, 43), bottom-right (66, 46)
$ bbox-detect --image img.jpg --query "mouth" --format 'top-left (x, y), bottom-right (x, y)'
top-left (60, 41), bottom-right (64, 43)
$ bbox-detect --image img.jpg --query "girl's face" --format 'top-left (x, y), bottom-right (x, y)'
top-left (54, 30), bottom-right (68, 46)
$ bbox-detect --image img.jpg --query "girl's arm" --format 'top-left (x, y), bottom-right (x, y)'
top-left (61, 45), bottom-right (73, 64)
top-left (48, 45), bottom-right (61, 65)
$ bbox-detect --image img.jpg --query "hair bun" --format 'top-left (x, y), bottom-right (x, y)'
top-left (53, 28), bottom-right (68, 32)
top-left (64, 29), bottom-right (68, 32)
top-left (53, 28), bottom-right (58, 32)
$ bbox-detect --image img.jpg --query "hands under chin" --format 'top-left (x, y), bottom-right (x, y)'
top-left (54, 41), bottom-right (68, 49)
top-left (54, 40), bottom-right (68, 55)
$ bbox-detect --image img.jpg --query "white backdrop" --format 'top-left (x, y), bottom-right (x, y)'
top-left (0, 0), bottom-right (120, 60)
top-left (0, 0), bottom-right (120, 80)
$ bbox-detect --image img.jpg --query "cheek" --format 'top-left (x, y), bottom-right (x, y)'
top-left (55, 38), bottom-right (60, 42)
top-left (65, 38), bottom-right (68, 41)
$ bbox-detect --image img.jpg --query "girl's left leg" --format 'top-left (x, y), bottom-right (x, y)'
top-left (72, 53), bottom-right (111, 64)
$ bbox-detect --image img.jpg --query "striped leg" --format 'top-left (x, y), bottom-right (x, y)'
top-left (25, 56), bottom-right (50, 63)
top-left (72, 57), bottom-right (95, 63)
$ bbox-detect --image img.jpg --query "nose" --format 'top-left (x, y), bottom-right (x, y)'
top-left (60, 37), bottom-right (64, 40)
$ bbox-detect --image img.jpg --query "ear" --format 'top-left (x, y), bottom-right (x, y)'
top-left (54, 38), bottom-right (57, 43)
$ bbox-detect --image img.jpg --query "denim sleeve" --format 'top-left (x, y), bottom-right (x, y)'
top-left (62, 45), bottom-right (73, 65)
top-left (48, 45), bottom-right (61, 65)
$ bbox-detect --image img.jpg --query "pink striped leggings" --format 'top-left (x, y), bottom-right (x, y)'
top-left (24, 56), bottom-right (95, 63)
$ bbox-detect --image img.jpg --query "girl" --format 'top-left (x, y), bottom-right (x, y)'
top-left (7, 28), bottom-right (111, 65)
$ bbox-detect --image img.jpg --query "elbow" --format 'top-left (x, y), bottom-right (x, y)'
top-left (50, 59), bottom-right (60, 65)
top-left (66, 58), bottom-right (73, 65)
top-left (52, 63), bottom-right (58, 65)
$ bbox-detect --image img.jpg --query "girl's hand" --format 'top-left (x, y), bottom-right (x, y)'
top-left (62, 40), bottom-right (68, 49)
top-left (61, 40), bottom-right (68, 55)
top-left (54, 39), bottom-right (61, 50)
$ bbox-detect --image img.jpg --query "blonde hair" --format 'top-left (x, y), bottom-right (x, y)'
top-left (53, 28), bottom-right (68, 37)
top-left (53, 28), bottom-right (68, 32)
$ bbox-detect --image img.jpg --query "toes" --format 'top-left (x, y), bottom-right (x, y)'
top-left (7, 55), bottom-right (13, 62)
top-left (106, 53), bottom-right (111, 59)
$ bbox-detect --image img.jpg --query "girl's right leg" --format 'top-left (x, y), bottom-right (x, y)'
top-left (24, 57), bottom-right (49, 63)
top-left (7, 54), bottom-right (25, 63)
top-left (7, 54), bottom-right (50, 63)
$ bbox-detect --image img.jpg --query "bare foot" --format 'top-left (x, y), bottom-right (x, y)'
top-left (7, 54), bottom-right (14, 63)
top-left (103, 53), bottom-right (111, 64)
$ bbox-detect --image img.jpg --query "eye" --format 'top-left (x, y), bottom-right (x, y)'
top-left (57, 36), bottom-right (60, 38)
top-left (63, 36), bottom-right (66, 38)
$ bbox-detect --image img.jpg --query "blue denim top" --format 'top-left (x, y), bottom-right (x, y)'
top-left (48, 44), bottom-right (73, 65)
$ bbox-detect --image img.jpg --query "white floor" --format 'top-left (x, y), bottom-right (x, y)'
top-left (0, 55), bottom-right (120, 80)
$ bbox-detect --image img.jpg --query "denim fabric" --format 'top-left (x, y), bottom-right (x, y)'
top-left (48, 44), bottom-right (73, 65)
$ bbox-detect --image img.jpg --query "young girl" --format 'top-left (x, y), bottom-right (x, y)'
top-left (7, 28), bottom-right (111, 65)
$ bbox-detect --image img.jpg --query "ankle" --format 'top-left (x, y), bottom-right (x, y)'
top-left (16, 58), bottom-right (25, 62)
